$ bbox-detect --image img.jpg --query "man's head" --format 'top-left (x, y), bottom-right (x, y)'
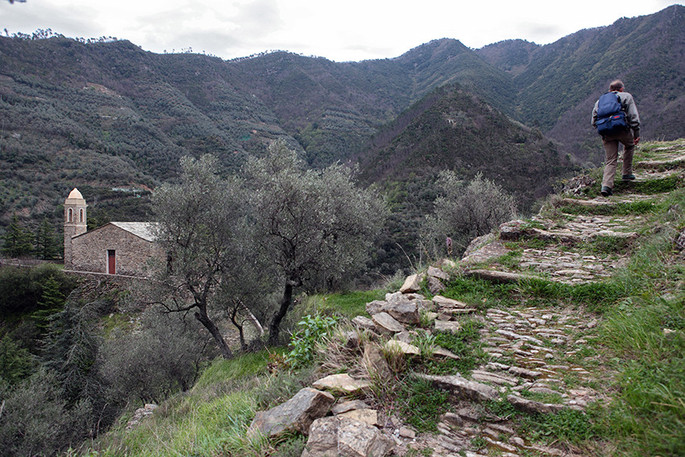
top-left (609, 80), bottom-right (625, 92)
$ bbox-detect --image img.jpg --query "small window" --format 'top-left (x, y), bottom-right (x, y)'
top-left (68, 208), bottom-right (73, 223)
top-left (79, 208), bottom-right (84, 223)
top-left (107, 250), bottom-right (116, 275)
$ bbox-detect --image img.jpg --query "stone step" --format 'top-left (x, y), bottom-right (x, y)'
top-left (558, 195), bottom-right (656, 208)
top-left (465, 269), bottom-right (539, 284)
top-left (417, 374), bottom-right (499, 402)
top-left (635, 153), bottom-right (685, 169)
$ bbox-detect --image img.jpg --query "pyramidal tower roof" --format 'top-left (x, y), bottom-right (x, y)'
top-left (65, 188), bottom-right (86, 204)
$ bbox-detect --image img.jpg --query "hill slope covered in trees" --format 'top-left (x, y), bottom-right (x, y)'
top-left (0, 5), bottom-right (683, 259)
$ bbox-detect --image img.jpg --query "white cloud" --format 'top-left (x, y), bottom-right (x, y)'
top-left (1, 0), bottom-right (681, 61)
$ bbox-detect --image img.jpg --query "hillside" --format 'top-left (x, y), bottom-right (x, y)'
top-left (359, 83), bottom-right (567, 208)
top-left (1, 5), bottom-right (683, 253)
top-left (477, 4), bottom-right (685, 163)
top-left (76, 139), bottom-right (685, 457)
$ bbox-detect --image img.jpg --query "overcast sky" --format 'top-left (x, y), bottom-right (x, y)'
top-left (1, 0), bottom-right (681, 62)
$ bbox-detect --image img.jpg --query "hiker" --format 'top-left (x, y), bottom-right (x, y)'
top-left (591, 79), bottom-right (641, 197)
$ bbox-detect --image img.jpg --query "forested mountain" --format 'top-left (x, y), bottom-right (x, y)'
top-left (477, 4), bottom-right (685, 164)
top-left (359, 83), bottom-right (564, 208)
top-left (0, 4), bottom-right (683, 240)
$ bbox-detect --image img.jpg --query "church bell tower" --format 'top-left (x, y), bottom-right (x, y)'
top-left (64, 188), bottom-right (87, 269)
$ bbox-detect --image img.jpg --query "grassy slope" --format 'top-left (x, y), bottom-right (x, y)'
top-left (80, 140), bottom-right (684, 457)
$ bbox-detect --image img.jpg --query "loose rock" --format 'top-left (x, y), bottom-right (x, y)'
top-left (249, 388), bottom-right (334, 438)
top-left (302, 416), bottom-right (394, 457)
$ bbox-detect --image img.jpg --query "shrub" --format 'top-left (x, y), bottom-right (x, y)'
top-left (284, 314), bottom-right (339, 369)
top-left (0, 264), bottom-right (75, 316)
top-left (0, 369), bottom-right (91, 456)
top-left (423, 171), bottom-right (517, 258)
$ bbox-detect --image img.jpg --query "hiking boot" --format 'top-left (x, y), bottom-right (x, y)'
top-left (601, 186), bottom-right (613, 197)
top-left (622, 174), bottom-right (636, 180)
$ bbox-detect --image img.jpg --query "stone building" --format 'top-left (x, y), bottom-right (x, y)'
top-left (63, 188), bottom-right (164, 276)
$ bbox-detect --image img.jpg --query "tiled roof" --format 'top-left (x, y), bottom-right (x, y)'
top-left (110, 222), bottom-right (159, 242)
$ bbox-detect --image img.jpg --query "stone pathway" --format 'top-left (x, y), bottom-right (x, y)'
top-left (417, 305), bottom-right (605, 457)
top-left (258, 141), bottom-right (684, 457)
top-left (393, 141), bottom-right (684, 457)
top-left (461, 141), bottom-right (685, 285)
top-left (462, 213), bottom-right (640, 283)
top-left (326, 280), bottom-right (609, 457)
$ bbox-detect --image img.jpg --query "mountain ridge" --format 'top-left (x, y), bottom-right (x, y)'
top-left (0, 5), bottom-right (683, 234)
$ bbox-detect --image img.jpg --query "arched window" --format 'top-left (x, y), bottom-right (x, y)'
top-left (79, 209), bottom-right (84, 223)
top-left (68, 208), bottom-right (73, 222)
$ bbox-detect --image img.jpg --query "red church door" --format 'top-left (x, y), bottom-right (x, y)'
top-left (107, 250), bottom-right (116, 274)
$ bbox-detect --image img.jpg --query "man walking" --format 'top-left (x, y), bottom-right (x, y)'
top-left (591, 80), bottom-right (641, 196)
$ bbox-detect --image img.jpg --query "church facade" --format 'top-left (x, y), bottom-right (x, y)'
top-left (63, 188), bottom-right (164, 277)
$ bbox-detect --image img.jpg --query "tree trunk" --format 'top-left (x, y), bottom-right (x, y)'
top-left (268, 282), bottom-right (293, 346)
top-left (194, 306), bottom-right (233, 359)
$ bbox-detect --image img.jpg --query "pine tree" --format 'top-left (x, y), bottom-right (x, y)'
top-left (2, 215), bottom-right (34, 258)
top-left (35, 218), bottom-right (60, 260)
top-left (31, 275), bottom-right (66, 331)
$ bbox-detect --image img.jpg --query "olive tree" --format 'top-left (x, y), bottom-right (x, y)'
top-left (100, 306), bottom-right (215, 404)
top-left (423, 171), bottom-right (517, 258)
top-left (244, 141), bottom-right (387, 345)
top-left (152, 155), bottom-right (250, 359)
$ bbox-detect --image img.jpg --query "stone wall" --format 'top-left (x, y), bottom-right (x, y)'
top-left (70, 224), bottom-right (164, 276)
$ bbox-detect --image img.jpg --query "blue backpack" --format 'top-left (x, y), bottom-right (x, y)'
top-left (595, 92), bottom-right (628, 135)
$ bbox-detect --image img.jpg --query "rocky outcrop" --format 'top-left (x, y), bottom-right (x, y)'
top-left (126, 403), bottom-right (158, 430)
top-left (367, 292), bottom-right (423, 324)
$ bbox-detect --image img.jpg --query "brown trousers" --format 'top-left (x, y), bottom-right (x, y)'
top-left (601, 129), bottom-right (635, 189)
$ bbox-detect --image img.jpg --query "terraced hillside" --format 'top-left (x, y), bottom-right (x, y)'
top-left (82, 140), bottom-right (684, 457)
top-left (384, 140), bottom-right (684, 456)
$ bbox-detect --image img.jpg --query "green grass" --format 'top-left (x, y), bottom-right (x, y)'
top-left (194, 351), bottom-right (273, 389)
top-left (440, 276), bottom-right (520, 308)
top-left (485, 398), bottom-right (601, 446)
top-left (635, 141), bottom-right (682, 159)
top-left (592, 187), bottom-right (685, 456)
top-left (519, 390), bottom-right (565, 404)
top-left (301, 290), bottom-right (385, 319)
top-left (413, 320), bottom-right (486, 375)
top-left (494, 249), bottom-right (523, 269)
top-left (397, 376), bottom-right (450, 433)
top-left (614, 175), bottom-right (682, 194)
top-left (559, 199), bottom-right (659, 216)
top-left (516, 277), bottom-right (631, 313)
top-left (601, 295), bottom-right (685, 457)
top-left (83, 385), bottom-right (260, 457)
top-left (441, 272), bottom-right (633, 313)
top-left (519, 409), bottom-right (600, 445)
top-left (588, 235), bottom-right (635, 255)
top-left (79, 351), bottom-right (306, 457)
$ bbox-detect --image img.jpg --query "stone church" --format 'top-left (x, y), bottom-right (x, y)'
top-left (63, 188), bottom-right (164, 277)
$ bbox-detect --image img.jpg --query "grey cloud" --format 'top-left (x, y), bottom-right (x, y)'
top-left (132, 1), bottom-right (283, 57)
top-left (235, 0), bottom-right (282, 32)
top-left (518, 21), bottom-right (567, 44)
top-left (2, 2), bottom-right (102, 37)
